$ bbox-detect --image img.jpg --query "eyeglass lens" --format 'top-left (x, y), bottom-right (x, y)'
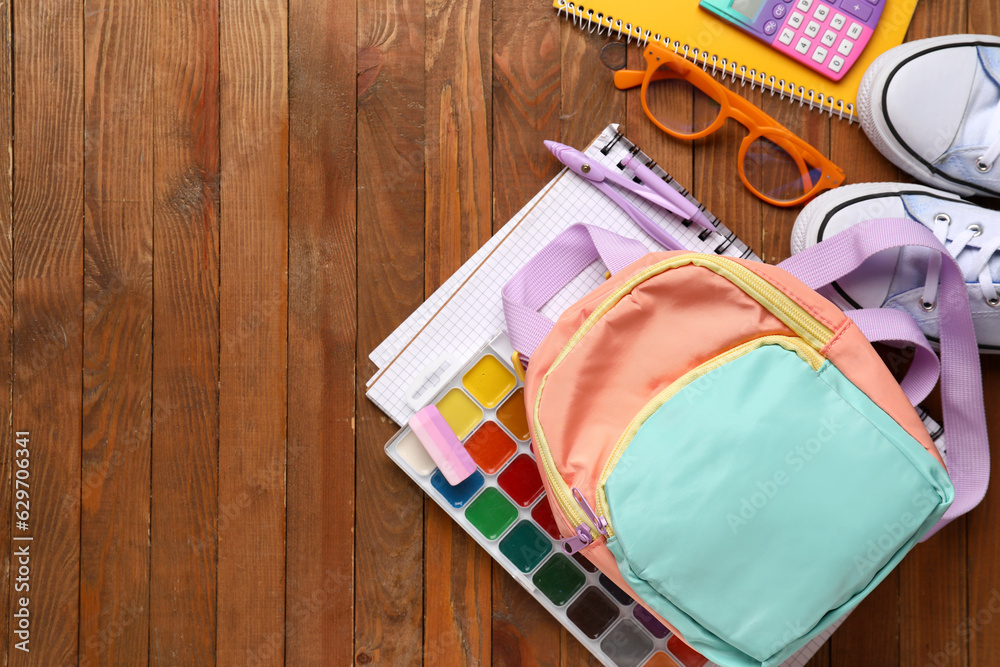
top-left (644, 65), bottom-right (721, 136)
top-left (742, 134), bottom-right (823, 203)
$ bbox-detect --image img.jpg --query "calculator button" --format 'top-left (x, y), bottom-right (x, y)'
top-left (804, 20), bottom-right (820, 37)
top-left (788, 11), bottom-right (804, 27)
top-left (830, 12), bottom-right (847, 29)
top-left (778, 27), bottom-right (795, 45)
top-left (795, 37), bottom-right (811, 54)
top-left (811, 46), bottom-right (829, 63)
top-left (846, 21), bottom-right (864, 39)
top-left (840, 0), bottom-right (873, 20)
top-left (814, 4), bottom-right (830, 20)
top-left (795, 0), bottom-right (813, 11)
top-left (773, 3), bottom-right (787, 17)
top-left (829, 55), bottom-right (845, 72)
top-left (821, 29), bottom-right (837, 46)
top-left (837, 38), bottom-right (854, 56)
top-left (764, 19), bottom-right (778, 35)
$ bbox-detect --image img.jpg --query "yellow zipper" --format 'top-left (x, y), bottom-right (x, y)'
top-left (531, 254), bottom-right (835, 544)
top-left (594, 335), bottom-right (825, 534)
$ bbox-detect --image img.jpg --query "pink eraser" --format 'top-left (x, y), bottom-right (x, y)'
top-left (409, 405), bottom-right (477, 485)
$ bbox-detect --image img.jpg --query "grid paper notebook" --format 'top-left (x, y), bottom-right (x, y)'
top-left (366, 124), bottom-right (757, 425)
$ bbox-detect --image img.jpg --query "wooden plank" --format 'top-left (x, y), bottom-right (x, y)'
top-left (492, 0), bottom-right (562, 228)
top-left (149, 0), bottom-right (220, 663)
top-left (891, 5), bottom-right (969, 667)
top-left (217, 0), bottom-right (288, 664)
top-left (355, 0), bottom-right (426, 663)
top-left (423, 0), bottom-right (493, 663)
top-left (625, 44), bottom-right (695, 226)
top-left (9, 0), bottom-right (84, 662)
top-left (491, 568), bottom-right (562, 666)
top-left (758, 91), bottom-right (829, 264)
top-left (558, 24), bottom-right (624, 667)
top-left (964, 13), bottom-right (1000, 667)
top-left (285, 0), bottom-right (357, 665)
top-left (967, 359), bottom-right (1000, 667)
top-left (80, 0), bottom-right (153, 663)
top-left (491, 0), bottom-right (565, 663)
top-left (559, 23), bottom-right (625, 150)
top-left (0, 0), bottom-right (11, 663)
top-left (425, 0), bottom-right (492, 287)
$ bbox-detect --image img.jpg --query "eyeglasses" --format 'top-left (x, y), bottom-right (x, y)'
top-left (613, 43), bottom-right (845, 207)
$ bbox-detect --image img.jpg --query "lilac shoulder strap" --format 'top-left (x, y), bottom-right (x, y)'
top-left (502, 224), bottom-right (648, 363)
top-left (779, 218), bottom-right (989, 535)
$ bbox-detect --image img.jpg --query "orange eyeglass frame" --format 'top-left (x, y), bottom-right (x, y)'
top-left (614, 42), bottom-right (846, 207)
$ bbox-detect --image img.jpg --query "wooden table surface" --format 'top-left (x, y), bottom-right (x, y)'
top-left (0, 0), bottom-right (997, 665)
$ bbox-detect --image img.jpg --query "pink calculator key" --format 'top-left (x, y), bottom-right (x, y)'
top-left (771, 2), bottom-right (874, 82)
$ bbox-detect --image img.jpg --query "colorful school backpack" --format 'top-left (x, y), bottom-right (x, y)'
top-left (502, 220), bottom-right (990, 667)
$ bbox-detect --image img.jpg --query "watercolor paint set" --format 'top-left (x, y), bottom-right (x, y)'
top-left (386, 331), bottom-right (840, 666)
top-left (387, 332), bottom-right (719, 667)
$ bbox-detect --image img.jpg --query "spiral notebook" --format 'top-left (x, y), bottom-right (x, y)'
top-left (365, 124), bottom-right (757, 426)
top-left (554, 0), bottom-right (918, 119)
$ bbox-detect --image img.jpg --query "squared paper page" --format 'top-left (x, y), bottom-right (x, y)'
top-left (366, 124), bottom-right (758, 425)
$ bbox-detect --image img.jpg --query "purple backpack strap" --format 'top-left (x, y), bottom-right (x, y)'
top-left (502, 224), bottom-right (648, 363)
top-left (845, 308), bottom-right (940, 407)
top-left (779, 218), bottom-right (989, 536)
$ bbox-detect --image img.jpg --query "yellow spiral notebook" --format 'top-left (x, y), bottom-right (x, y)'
top-left (554, 0), bottom-right (918, 119)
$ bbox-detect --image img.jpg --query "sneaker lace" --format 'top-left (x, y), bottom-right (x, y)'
top-left (921, 214), bottom-right (1000, 309)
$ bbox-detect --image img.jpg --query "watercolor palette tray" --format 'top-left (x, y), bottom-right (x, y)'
top-left (387, 332), bottom-right (720, 667)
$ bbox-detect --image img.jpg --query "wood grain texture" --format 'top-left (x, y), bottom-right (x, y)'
top-left (149, 0), bottom-right (221, 665)
top-left (80, 0), bottom-right (154, 663)
top-left (285, 0), bottom-right (357, 665)
top-left (0, 0), bottom-right (10, 663)
top-left (0, 2), bottom-right (995, 665)
top-left (962, 15), bottom-right (1000, 667)
top-left (149, 0), bottom-right (221, 664)
top-left (894, 5), bottom-right (971, 667)
top-left (355, 0), bottom-right (426, 664)
top-left (491, 567), bottom-right (562, 666)
top-left (559, 25), bottom-right (625, 152)
top-left (9, 0), bottom-right (84, 662)
top-left (492, 0), bottom-right (563, 228)
top-left (423, 0), bottom-right (493, 663)
top-left (490, 0), bottom-right (568, 661)
top-left (217, 0), bottom-right (288, 664)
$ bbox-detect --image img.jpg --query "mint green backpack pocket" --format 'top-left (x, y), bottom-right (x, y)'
top-left (601, 342), bottom-right (953, 666)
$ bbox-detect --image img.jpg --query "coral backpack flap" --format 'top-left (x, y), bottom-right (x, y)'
top-left (501, 220), bottom-right (990, 667)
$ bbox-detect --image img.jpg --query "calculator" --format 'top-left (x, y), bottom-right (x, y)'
top-left (699, 0), bottom-right (884, 81)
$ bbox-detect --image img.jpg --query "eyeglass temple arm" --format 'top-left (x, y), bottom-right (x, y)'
top-left (613, 69), bottom-right (645, 90)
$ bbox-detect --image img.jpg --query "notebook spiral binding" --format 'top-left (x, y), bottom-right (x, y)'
top-left (599, 129), bottom-right (752, 257)
top-left (556, 0), bottom-right (856, 122)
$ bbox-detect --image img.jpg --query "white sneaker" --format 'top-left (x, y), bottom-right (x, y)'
top-left (790, 182), bottom-right (1000, 351)
top-left (858, 34), bottom-right (1000, 198)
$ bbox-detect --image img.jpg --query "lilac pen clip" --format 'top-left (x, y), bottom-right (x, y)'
top-left (544, 140), bottom-right (709, 250)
